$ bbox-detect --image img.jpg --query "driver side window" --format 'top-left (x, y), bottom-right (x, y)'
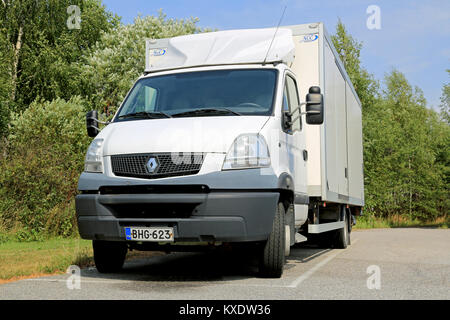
top-left (285, 75), bottom-right (301, 132)
top-left (129, 85), bottom-right (158, 113)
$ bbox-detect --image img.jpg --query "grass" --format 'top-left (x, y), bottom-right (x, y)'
top-left (354, 215), bottom-right (449, 229)
top-left (0, 237), bottom-right (165, 284)
top-left (0, 238), bottom-right (93, 283)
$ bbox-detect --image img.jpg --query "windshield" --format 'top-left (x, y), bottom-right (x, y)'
top-left (115, 69), bottom-right (277, 121)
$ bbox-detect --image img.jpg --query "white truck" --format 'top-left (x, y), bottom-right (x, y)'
top-left (76, 22), bottom-right (364, 278)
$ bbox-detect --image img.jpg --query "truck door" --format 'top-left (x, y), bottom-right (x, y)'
top-left (282, 74), bottom-right (308, 215)
top-left (324, 42), bottom-right (349, 197)
top-left (280, 74), bottom-right (308, 225)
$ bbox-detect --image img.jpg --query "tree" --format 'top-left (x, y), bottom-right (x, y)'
top-left (381, 70), bottom-right (444, 219)
top-left (440, 70), bottom-right (450, 124)
top-left (0, 34), bottom-right (12, 136)
top-left (438, 71), bottom-right (450, 210)
top-left (0, 0), bottom-right (119, 115)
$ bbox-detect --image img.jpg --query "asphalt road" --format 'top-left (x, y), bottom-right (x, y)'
top-left (1, 228), bottom-right (449, 300)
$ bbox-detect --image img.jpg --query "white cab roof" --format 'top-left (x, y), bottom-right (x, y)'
top-left (145, 28), bottom-right (295, 73)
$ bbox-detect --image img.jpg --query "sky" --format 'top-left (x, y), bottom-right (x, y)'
top-left (102, 0), bottom-right (450, 110)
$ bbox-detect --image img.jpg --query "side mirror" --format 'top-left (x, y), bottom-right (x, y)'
top-left (86, 110), bottom-right (99, 137)
top-left (305, 86), bottom-right (324, 125)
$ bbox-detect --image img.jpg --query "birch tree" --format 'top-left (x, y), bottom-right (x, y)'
top-left (0, 0), bottom-right (119, 114)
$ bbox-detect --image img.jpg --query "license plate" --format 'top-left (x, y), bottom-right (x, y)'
top-left (124, 227), bottom-right (174, 242)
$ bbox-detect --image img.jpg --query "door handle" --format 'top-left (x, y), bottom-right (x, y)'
top-left (303, 149), bottom-right (308, 161)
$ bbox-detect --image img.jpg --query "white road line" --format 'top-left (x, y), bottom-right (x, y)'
top-left (287, 238), bottom-right (359, 288)
top-left (221, 283), bottom-right (288, 288)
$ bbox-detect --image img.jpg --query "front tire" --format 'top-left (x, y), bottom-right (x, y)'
top-left (93, 240), bottom-right (127, 273)
top-left (258, 202), bottom-right (286, 278)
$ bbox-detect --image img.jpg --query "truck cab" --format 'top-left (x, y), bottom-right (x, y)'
top-left (76, 24), bottom-right (363, 278)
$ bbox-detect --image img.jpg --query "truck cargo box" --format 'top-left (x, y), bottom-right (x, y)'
top-left (286, 23), bottom-right (364, 206)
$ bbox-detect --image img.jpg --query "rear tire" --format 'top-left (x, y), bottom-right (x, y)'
top-left (258, 202), bottom-right (285, 278)
top-left (93, 240), bottom-right (127, 273)
top-left (347, 211), bottom-right (352, 246)
top-left (333, 206), bottom-right (350, 249)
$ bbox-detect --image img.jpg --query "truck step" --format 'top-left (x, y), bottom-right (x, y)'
top-left (308, 221), bottom-right (345, 234)
top-left (295, 233), bottom-right (308, 243)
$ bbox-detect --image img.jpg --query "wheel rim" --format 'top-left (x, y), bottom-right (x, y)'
top-left (285, 225), bottom-right (290, 256)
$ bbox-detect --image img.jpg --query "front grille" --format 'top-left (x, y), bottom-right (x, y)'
top-left (106, 203), bottom-right (199, 219)
top-left (111, 153), bottom-right (204, 179)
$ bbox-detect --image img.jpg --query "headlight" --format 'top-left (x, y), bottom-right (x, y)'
top-left (84, 139), bottom-right (104, 173)
top-left (222, 134), bottom-right (270, 170)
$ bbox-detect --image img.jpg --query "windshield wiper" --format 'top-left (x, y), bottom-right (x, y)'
top-left (172, 108), bottom-right (241, 118)
top-left (118, 111), bottom-right (172, 119)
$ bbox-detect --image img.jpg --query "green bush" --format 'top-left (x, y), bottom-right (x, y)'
top-left (0, 97), bottom-right (91, 238)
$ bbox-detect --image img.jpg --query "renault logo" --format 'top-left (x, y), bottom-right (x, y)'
top-left (146, 157), bottom-right (159, 173)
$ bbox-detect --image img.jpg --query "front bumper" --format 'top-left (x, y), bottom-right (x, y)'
top-left (76, 189), bottom-right (279, 243)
